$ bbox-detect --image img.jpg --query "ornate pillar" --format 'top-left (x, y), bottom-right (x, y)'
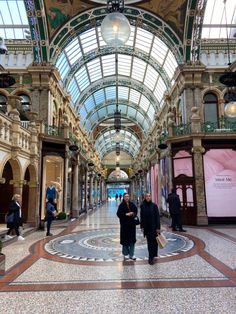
top-left (89, 172), bottom-right (94, 209)
top-left (63, 152), bottom-right (69, 213)
top-left (191, 144), bottom-right (208, 225)
top-left (94, 175), bottom-right (98, 205)
top-left (72, 160), bottom-right (79, 218)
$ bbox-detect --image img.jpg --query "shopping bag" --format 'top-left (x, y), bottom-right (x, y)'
top-left (156, 233), bottom-right (168, 248)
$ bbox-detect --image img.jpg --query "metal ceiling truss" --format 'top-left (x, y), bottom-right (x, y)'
top-left (49, 7), bottom-right (184, 64)
top-left (76, 76), bottom-right (159, 112)
top-left (63, 47), bottom-right (171, 89)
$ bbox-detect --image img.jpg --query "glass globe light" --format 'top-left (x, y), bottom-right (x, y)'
top-left (225, 101), bottom-right (236, 118)
top-left (101, 12), bottom-right (131, 46)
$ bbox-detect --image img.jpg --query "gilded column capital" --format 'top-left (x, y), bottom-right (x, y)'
top-left (191, 146), bottom-right (205, 154)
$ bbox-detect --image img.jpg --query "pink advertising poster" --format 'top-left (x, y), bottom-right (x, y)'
top-left (203, 149), bottom-right (236, 217)
top-left (160, 157), bottom-right (169, 211)
top-left (151, 164), bottom-right (158, 205)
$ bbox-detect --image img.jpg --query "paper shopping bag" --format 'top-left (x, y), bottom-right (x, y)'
top-left (156, 233), bottom-right (168, 248)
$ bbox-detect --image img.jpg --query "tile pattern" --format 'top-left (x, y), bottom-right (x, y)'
top-left (44, 229), bottom-right (194, 262)
top-left (0, 201), bottom-right (236, 313)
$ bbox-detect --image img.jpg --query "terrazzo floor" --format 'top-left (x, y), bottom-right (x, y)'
top-left (0, 201), bottom-right (236, 314)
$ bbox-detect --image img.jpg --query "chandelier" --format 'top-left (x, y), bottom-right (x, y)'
top-left (101, 0), bottom-right (131, 46)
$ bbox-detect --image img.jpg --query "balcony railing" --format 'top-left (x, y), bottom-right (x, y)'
top-left (44, 124), bottom-right (63, 137)
top-left (202, 118), bottom-right (236, 133)
top-left (173, 123), bottom-right (191, 136)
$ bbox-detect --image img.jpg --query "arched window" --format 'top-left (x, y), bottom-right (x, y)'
top-left (203, 93), bottom-right (218, 124)
top-left (17, 94), bottom-right (31, 121)
top-left (18, 94), bottom-right (31, 112)
top-left (0, 94), bottom-right (7, 113)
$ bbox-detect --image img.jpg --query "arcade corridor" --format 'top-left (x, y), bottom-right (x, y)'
top-left (0, 201), bottom-right (236, 313)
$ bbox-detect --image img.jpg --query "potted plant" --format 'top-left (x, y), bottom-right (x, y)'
top-left (0, 239), bottom-right (6, 276)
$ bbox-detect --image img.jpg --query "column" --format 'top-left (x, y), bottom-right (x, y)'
top-left (72, 160), bottom-right (79, 218)
top-left (94, 175), bottom-right (98, 206)
top-left (89, 173), bottom-right (94, 209)
top-left (192, 143), bottom-right (208, 225)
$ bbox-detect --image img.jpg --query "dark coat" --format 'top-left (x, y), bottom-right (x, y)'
top-left (166, 192), bottom-right (181, 214)
top-left (117, 201), bottom-right (138, 245)
top-left (140, 200), bottom-right (160, 237)
top-left (7, 200), bottom-right (22, 228)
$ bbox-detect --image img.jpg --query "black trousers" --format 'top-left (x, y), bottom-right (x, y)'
top-left (172, 213), bottom-right (183, 230)
top-left (46, 217), bottom-right (53, 234)
top-left (146, 234), bottom-right (158, 259)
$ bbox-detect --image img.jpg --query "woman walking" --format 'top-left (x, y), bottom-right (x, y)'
top-left (5, 194), bottom-right (24, 241)
top-left (117, 193), bottom-right (138, 261)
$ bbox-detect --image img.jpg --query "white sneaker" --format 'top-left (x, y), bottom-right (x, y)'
top-left (129, 255), bottom-right (136, 260)
top-left (5, 234), bottom-right (13, 240)
top-left (124, 255), bottom-right (129, 261)
top-left (17, 236), bottom-right (25, 241)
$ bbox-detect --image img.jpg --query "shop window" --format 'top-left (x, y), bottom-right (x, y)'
top-left (204, 93), bottom-right (218, 124)
top-left (19, 94), bottom-right (31, 112)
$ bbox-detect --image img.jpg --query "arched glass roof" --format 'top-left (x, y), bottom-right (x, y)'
top-left (55, 23), bottom-right (178, 158)
top-left (95, 129), bottom-right (141, 158)
top-left (0, 0), bottom-right (29, 39)
top-left (202, 0), bottom-right (236, 38)
top-left (80, 86), bottom-right (154, 133)
top-left (56, 25), bottom-right (178, 110)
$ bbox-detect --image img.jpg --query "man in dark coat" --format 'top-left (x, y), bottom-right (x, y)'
top-left (117, 193), bottom-right (138, 261)
top-left (140, 193), bottom-right (160, 265)
top-left (166, 188), bottom-right (186, 232)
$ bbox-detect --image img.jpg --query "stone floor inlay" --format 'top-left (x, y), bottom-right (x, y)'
top-left (44, 229), bottom-right (194, 262)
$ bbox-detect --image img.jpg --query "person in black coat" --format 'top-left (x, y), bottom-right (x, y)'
top-left (140, 193), bottom-right (160, 265)
top-left (5, 194), bottom-right (25, 241)
top-left (117, 193), bottom-right (138, 261)
top-left (46, 198), bottom-right (57, 236)
top-left (166, 188), bottom-right (186, 232)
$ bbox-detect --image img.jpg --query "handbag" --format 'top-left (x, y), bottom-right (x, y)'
top-left (5, 212), bottom-right (14, 224)
top-left (156, 233), bottom-right (168, 248)
top-left (134, 216), bottom-right (140, 225)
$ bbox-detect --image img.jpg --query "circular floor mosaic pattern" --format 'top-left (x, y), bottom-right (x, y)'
top-left (45, 229), bottom-right (194, 262)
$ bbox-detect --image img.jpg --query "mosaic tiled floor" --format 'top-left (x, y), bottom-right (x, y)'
top-left (44, 229), bottom-right (194, 262)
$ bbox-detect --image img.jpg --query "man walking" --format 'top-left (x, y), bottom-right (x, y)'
top-left (140, 193), bottom-right (160, 265)
top-left (167, 188), bottom-right (186, 232)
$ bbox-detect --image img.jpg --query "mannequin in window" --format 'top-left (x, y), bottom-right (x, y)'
top-left (46, 182), bottom-right (57, 204)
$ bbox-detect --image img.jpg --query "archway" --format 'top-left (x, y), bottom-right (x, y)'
top-left (0, 161), bottom-right (13, 223)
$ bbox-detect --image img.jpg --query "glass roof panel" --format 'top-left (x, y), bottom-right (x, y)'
top-left (94, 89), bottom-right (105, 104)
top-left (107, 104), bottom-right (116, 115)
top-left (139, 95), bottom-right (150, 112)
top-left (118, 54), bottom-right (132, 76)
top-left (102, 55), bottom-right (116, 77)
top-left (135, 28), bottom-right (153, 53)
top-left (105, 86), bottom-right (116, 100)
top-left (202, 0), bottom-right (236, 38)
top-left (68, 79), bottom-right (80, 104)
top-left (129, 89), bottom-right (141, 104)
top-left (65, 38), bottom-right (82, 65)
top-left (97, 107), bottom-right (107, 119)
top-left (127, 107), bottom-right (137, 117)
top-left (118, 86), bottom-right (129, 99)
top-left (79, 106), bottom-right (87, 119)
top-left (75, 66), bottom-right (90, 91)
top-left (0, 0), bottom-right (29, 39)
top-left (144, 65), bottom-right (159, 91)
top-left (154, 77), bottom-right (166, 103)
top-left (79, 28), bottom-right (98, 53)
top-left (131, 57), bottom-right (146, 82)
top-left (87, 58), bottom-right (102, 82)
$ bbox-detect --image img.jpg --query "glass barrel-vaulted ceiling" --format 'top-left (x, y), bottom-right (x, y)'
top-left (55, 24), bottom-right (178, 158)
top-left (95, 129), bottom-right (141, 159)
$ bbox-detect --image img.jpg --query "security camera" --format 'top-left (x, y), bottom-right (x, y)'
top-left (0, 37), bottom-right (7, 54)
